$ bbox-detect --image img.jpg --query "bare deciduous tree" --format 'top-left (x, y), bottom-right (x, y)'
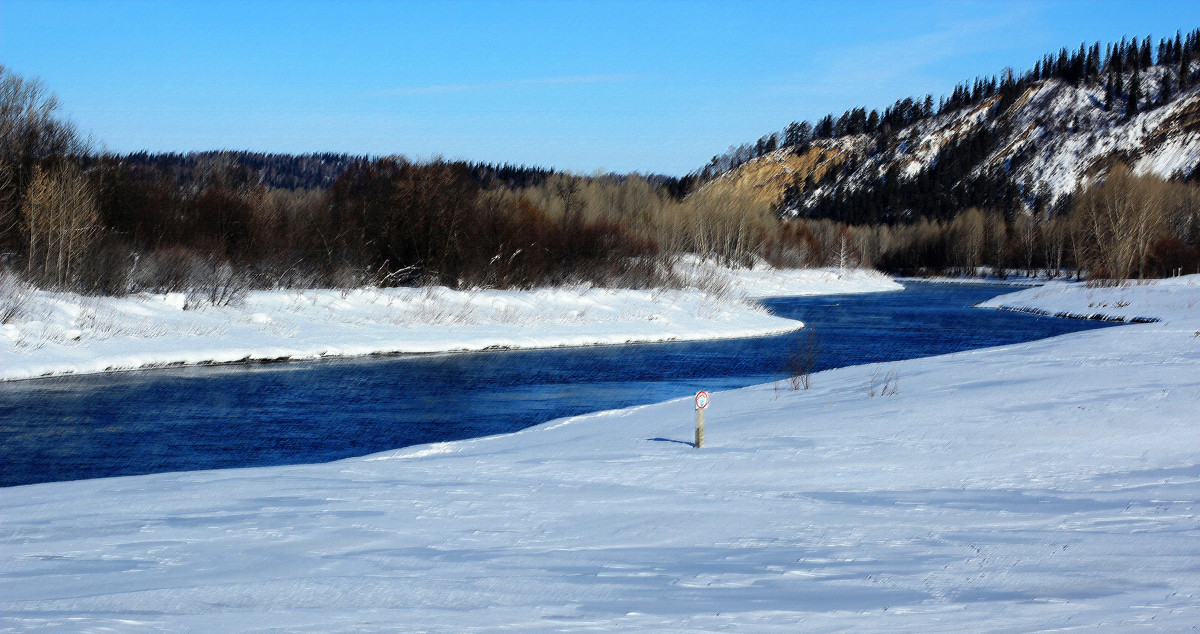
top-left (1072, 166), bottom-right (1180, 280)
top-left (23, 163), bottom-right (99, 289)
top-left (0, 66), bottom-right (85, 256)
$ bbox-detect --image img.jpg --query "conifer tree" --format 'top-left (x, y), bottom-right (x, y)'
top-left (1128, 68), bottom-right (1142, 118)
top-left (784, 122), bottom-right (808, 148)
top-left (1182, 47), bottom-right (1192, 92)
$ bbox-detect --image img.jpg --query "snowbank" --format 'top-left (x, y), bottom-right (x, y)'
top-left (980, 274), bottom-right (1200, 323)
top-left (671, 257), bottom-right (902, 299)
top-left (0, 267), bottom-right (899, 382)
top-left (1, 279), bottom-right (1198, 630)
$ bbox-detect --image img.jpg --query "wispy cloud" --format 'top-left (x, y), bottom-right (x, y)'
top-left (373, 74), bottom-right (640, 97)
top-left (800, 4), bottom-right (1044, 101)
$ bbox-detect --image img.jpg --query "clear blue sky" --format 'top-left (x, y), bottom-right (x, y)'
top-left (2, 0), bottom-right (1198, 175)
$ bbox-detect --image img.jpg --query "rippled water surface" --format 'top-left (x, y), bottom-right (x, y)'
top-left (0, 282), bottom-right (1117, 486)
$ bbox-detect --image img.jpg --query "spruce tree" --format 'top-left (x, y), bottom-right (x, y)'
top-left (1128, 68), bottom-right (1142, 118)
top-left (784, 122), bottom-right (806, 148)
top-left (1105, 74), bottom-right (1114, 110)
top-left (1161, 71), bottom-right (1172, 106)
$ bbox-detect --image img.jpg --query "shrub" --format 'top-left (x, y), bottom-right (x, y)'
top-left (782, 327), bottom-right (819, 391)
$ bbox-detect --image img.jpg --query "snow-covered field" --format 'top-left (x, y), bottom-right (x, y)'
top-left (0, 266), bottom-right (898, 382)
top-left (2, 276), bottom-right (1199, 631)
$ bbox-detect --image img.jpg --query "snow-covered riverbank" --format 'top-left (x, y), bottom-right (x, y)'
top-left (2, 276), bottom-right (1198, 630)
top-left (0, 266), bottom-right (898, 381)
top-left (980, 275), bottom-right (1200, 322)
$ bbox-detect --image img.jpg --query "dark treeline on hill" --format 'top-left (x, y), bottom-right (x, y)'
top-left (3, 28), bottom-right (1200, 302)
top-left (88, 151), bottom-right (565, 195)
top-left (794, 124), bottom-right (1031, 226)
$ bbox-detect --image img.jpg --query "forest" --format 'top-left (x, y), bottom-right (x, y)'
top-left (2, 29), bottom-right (1199, 301)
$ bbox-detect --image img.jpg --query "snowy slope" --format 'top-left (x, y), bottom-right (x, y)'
top-left (1, 281), bottom-right (1198, 630)
top-left (999, 71), bottom-right (1200, 202)
top-left (980, 274), bottom-right (1200, 322)
top-left (716, 63), bottom-right (1200, 214)
top-left (0, 266), bottom-right (900, 381)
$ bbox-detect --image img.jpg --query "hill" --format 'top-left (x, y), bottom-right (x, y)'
top-left (697, 31), bottom-right (1200, 226)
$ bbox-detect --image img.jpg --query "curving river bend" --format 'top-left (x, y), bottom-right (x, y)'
top-left (0, 282), bottom-right (1116, 487)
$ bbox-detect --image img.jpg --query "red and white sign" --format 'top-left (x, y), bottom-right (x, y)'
top-left (695, 390), bottom-right (710, 410)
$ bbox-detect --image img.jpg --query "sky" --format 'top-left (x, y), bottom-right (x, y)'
top-left (2, 0), bottom-right (1199, 176)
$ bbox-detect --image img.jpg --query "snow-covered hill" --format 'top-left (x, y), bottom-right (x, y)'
top-left (708, 61), bottom-right (1200, 218)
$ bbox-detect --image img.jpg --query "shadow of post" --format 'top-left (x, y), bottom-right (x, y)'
top-left (648, 437), bottom-right (695, 448)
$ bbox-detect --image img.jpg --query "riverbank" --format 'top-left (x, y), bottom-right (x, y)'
top-left (0, 265), bottom-right (899, 381)
top-left (979, 275), bottom-right (1200, 322)
top-left (2, 276), bottom-right (1198, 630)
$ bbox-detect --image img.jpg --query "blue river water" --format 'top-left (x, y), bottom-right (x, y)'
top-left (0, 282), bottom-right (1117, 487)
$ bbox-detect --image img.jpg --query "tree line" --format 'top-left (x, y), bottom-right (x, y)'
top-left (0, 64), bottom-right (796, 295)
top-left (3, 54), bottom-right (1198, 303)
top-left (866, 166), bottom-right (1199, 280)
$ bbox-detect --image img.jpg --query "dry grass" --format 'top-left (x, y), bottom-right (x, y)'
top-left (783, 327), bottom-right (820, 391)
top-left (0, 269), bottom-right (31, 324)
top-left (864, 368), bottom-right (899, 397)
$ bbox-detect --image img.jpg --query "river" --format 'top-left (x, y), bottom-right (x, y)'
top-left (0, 282), bottom-right (1116, 487)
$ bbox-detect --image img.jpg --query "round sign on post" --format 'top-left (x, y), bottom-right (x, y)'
top-left (695, 390), bottom-right (709, 410)
top-left (693, 390), bottom-right (708, 449)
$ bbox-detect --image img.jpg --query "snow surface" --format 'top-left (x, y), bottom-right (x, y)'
top-left (980, 275), bottom-right (1200, 323)
top-left (669, 258), bottom-right (899, 300)
top-left (0, 266), bottom-right (899, 382)
top-left (2, 276), bottom-right (1199, 630)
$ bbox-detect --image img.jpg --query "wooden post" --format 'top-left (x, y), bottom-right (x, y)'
top-left (694, 407), bottom-right (705, 449)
